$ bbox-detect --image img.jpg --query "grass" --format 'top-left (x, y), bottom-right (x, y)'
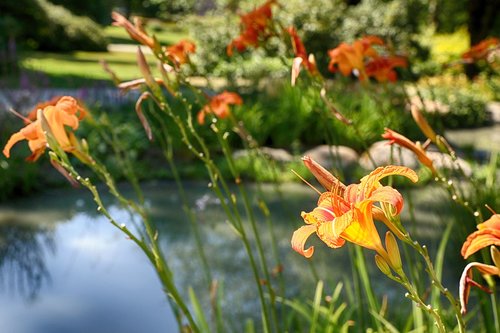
top-left (10, 21), bottom-right (191, 88)
top-left (104, 23), bottom-right (189, 46)
top-left (18, 50), bottom-right (159, 87)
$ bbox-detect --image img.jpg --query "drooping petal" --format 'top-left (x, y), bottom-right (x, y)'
top-left (291, 225), bottom-right (317, 258)
top-left (459, 262), bottom-right (499, 314)
top-left (2, 131), bottom-right (27, 158)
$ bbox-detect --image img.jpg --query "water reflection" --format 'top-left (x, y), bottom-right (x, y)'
top-left (0, 181), bottom-right (466, 332)
top-left (0, 222), bottom-right (53, 300)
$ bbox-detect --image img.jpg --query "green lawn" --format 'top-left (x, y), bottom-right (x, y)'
top-left (14, 21), bottom-right (191, 88)
top-left (19, 50), bottom-right (158, 87)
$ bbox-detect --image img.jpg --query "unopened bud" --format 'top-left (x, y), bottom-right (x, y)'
top-left (411, 105), bottom-right (437, 143)
top-left (375, 254), bottom-right (392, 276)
top-left (385, 231), bottom-right (403, 272)
top-left (302, 156), bottom-right (345, 194)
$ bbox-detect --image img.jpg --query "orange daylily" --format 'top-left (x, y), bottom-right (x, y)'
top-left (327, 36), bottom-right (383, 80)
top-left (112, 11), bottom-right (155, 49)
top-left (459, 213), bottom-right (500, 314)
top-left (365, 56), bottom-right (407, 82)
top-left (197, 91), bottom-right (243, 125)
top-left (227, 0), bottom-right (277, 56)
top-left (166, 40), bottom-right (196, 65)
top-left (3, 96), bottom-right (86, 161)
top-left (462, 37), bottom-right (499, 63)
top-left (461, 213), bottom-right (500, 259)
top-left (292, 157), bottom-right (418, 259)
top-left (382, 128), bottom-right (436, 174)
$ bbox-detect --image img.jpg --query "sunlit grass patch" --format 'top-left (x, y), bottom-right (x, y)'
top-left (19, 51), bottom-right (157, 87)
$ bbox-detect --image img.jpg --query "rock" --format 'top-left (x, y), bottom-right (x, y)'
top-left (359, 141), bottom-right (419, 170)
top-left (259, 147), bottom-right (294, 163)
top-left (233, 147), bottom-right (293, 163)
top-left (426, 151), bottom-right (473, 177)
top-left (303, 145), bottom-right (359, 170)
top-left (408, 96), bottom-right (450, 115)
top-left (486, 102), bottom-right (500, 124)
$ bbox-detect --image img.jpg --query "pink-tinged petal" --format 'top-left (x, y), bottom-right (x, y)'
top-left (368, 186), bottom-right (404, 215)
top-left (291, 225), bottom-right (317, 258)
top-left (358, 165), bottom-right (418, 201)
top-left (301, 205), bottom-right (335, 225)
top-left (459, 262), bottom-right (499, 314)
top-left (291, 57), bottom-right (303, 86)
top-left (317, 191), bottom-right (349, 217)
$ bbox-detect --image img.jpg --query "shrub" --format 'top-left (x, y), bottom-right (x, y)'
top-left (0, 0), bottom-right (108, 52)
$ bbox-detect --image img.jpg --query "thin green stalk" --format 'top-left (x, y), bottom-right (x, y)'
top-left (53, 155), bottom-right (199, 331)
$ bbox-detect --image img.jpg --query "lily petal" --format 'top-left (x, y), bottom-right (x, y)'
top-left (291, 225), bottom-right (317, 258)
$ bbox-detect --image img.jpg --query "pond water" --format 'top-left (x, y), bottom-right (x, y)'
top-left (0, 181), bottom-right (466, 332)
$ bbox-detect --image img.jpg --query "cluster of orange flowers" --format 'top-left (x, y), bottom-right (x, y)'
top-left (461, 37), bottom-right (499, 64)
top-left (328, 36), bottom-right (407, 82)
top-left (226, 0), bottom-right (277, 56)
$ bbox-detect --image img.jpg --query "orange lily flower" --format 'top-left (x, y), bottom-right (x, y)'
top-left (459, 213), bottom-right (500, 314)
top-left (327, 36), bottom-right (383, 80)
top-left (197, 91), bottom-right (243, 125)
top-left (112, 12), bottom-right (155, 49)
top-left (292, 157), bottom-right (418, 259)
top-left (3, 96), bottom-right (86, 161)
top-left (365, 56), bottom-right (407, 82)
top-left (462, 37), bottom-right (499, 63)
top-left (382, 128), bottom-right (436, 174)
top-left (227, 0), bottom-right (277, 56)
top-left (461, 213), bottom-right (500, 259)
top-left (166, 40), bottom-right (196, 66)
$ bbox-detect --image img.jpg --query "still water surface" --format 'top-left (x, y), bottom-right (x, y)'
top-left (0, 181), bottom-right (464, 332)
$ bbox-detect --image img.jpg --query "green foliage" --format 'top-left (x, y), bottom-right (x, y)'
top-left (432, 0), bottom-right (468, 33)
top-left (36, 0), bottom-right (108, 52)
top-left (0, 0), bottom-right (108, 52)
top-left (418, 83), bottom-right (489, 128)
top-left (49, 0), bottom-right (116, 25)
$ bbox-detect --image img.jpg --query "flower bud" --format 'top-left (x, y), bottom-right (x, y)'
top-left (491, 246), bottom-right (500, 271)
top-left (302, 156), bottom-right (346, 194)
top-left (411, 105), bottom-right (437, 143)
top-left (385, 231), bottom-right (403, 273)
top-left (375, 254), bottom-right (392, 276)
